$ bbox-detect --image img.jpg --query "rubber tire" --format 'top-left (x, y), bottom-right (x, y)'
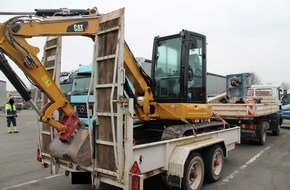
top-left (280, 118), bottom-right (283, 126)
top-left (204, 145), bottom-right (224, 183)
top-left (182, 152), bottom-right (204, 190)
top-left (258, 121), bottom-right (268, 145)
top-left (272, 125), bottom-right (280, 136)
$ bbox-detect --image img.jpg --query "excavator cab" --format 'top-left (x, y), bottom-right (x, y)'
top-left (152, 30), bottom-right (207, 103)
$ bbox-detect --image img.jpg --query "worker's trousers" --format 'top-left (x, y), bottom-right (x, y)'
top-left (7, 116), bottom-right (16, 127)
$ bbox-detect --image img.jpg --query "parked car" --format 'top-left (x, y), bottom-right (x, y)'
top-left (282, 93), bottom-right (290, 119)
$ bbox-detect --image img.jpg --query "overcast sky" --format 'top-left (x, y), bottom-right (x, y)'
top-left (0, 0), bottom-right (289, 91)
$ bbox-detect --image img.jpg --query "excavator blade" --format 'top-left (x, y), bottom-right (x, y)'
top-left (49, 128), bottom-right (92, 167)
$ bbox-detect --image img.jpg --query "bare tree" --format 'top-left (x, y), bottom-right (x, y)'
top-left (250, 72), bottom-right (262, 85)
top-left (280, 82), bottom-right (290, 91)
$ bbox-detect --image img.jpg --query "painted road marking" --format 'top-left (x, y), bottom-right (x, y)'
top-left (25, 121), bottom-right (37, 124)
top-left (218, 144), bottom-right (272, 186)
top-left (1, 173), bottom-right (64, 190)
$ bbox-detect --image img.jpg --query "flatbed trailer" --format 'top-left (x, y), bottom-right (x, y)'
top-left (210, 96), bottom-right (279, 145)
top-left (46, 99), bottom-right (241, 190)
top-left (28, 8), bottom-right (241, 190)
top-left (211, 96), bottom-right (278, 118)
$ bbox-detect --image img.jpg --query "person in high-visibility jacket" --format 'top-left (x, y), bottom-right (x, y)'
top-left (5, 98), bottom-right (18, 133)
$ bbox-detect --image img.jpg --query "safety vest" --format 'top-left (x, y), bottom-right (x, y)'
top-left (5, 103), bottom-right (16, 117)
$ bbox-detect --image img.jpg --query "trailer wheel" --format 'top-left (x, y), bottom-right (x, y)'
top-left (204, 145), bottom-right (224, 183)
top-left (182, 152), bottom-right (204, 190)
top-left (258, 121), bottom-right (268, 145)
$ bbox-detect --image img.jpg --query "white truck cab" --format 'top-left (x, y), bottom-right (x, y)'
top-left (247, 85), bottom-right (282, 106)
top-left (247, 85), bottom-right (283, 131)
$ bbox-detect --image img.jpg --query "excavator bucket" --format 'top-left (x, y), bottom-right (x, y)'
top-left (49, 128), bottom-right (92, 166)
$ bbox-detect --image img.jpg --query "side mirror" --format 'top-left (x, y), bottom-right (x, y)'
top-left (188, 65), bottom-right (193, 81)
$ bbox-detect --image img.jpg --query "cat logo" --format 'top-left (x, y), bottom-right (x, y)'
top-left (66, 21), bottom-right (88, 32)
top-left (74, 24), bottom-right (84, 32)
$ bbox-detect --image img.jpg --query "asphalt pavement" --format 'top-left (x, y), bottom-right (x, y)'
top-left (1, 110), bottom-right (290, 190)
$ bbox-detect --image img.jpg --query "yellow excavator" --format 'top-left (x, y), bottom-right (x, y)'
top-left (0, 7), bottom-right (231, 190)
top-left (0, 7), bottom-right (218, 141)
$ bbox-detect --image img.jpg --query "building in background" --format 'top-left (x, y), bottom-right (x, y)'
top-left (0, 80), bottom-right (6, 111)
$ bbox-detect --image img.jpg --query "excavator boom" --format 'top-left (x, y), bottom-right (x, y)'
top-left (0, 8), bottom-right (101, 141)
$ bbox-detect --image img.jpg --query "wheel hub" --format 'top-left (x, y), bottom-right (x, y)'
top-left (214, 159), bottom-right (220, 167)
top-left (190, 171), bottom-right (198, 179)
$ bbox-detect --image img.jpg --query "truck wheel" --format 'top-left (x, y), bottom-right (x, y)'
top-left (272, 125), bottom-right (280, 136)
top-left (204, 145), bottom-right (224, 183)
top-left (258, 121), bottom-right (268, 145)
top-left (182, 152), bottom-right (204, 190)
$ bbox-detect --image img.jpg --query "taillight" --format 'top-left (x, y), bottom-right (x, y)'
top-left (131, 175), bottom-right (140, 190)
top-left (241, 124), bottom-right (256, 130)
top-left (130, 161), bottom-right (141, 190)
top-left (36, 146), bottom-right (42, 162)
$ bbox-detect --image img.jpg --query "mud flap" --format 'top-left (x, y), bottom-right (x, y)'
top-left (71, 172), bottom-right (92, 184)
top-left (49, 129), bottom-right (92, 166)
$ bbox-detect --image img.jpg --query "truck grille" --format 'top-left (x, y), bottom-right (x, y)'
top-left (74, 103), bottom-right (94, 118)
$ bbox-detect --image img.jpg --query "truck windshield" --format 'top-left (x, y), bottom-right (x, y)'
top-left (60, 82), bottom-right (73, 95)
top-left (256, 89), bottom-right (272, 96)
top-left (247, 88), bottom-right (273, 96)
top-left (71, 77), bottom-right (93, 95)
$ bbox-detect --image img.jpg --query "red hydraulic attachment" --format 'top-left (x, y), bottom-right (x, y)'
top-left (58, 113), bottom-right (80, 141)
